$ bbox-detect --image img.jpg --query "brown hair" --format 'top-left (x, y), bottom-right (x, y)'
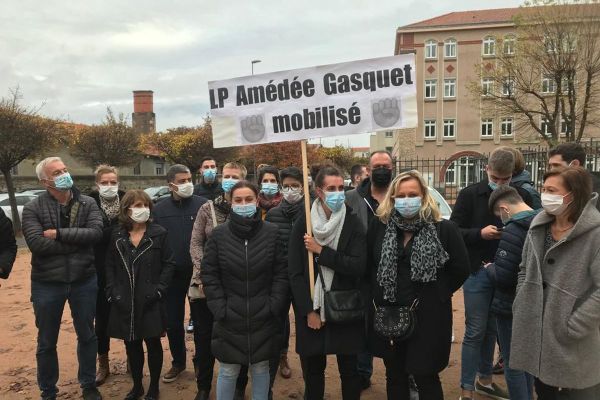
top-left (118, 189), bottom-right (153, 231)
top-left (230, 180), bottom-right (259, 198)
top-left (543, 166), bottom-right (592, 223)
top-left (509, 148), bottom-right (526, 175)
top-left (94, 164), bottom-right (118, 182)
top-left (315, 165), bottom-right (343, 188)
top-left (488, 146), bottom-right (515, 177)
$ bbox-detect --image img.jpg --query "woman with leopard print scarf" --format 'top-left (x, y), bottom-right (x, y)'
top-left (367, 170), bottom-right (469, 400)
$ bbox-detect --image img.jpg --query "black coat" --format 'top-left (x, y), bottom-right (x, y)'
top-left (104, 223), bottom-right (175, 341)
top-left (0, 208), bottom-right (17, 279)
top-left (485, 212), bottom-right (537, 317)
top-left (450, 180), bottom-right (534, 273)
top-left (201, 212), bottom-right (289, 365)
top-left (367, 218), bottom-right (469, 374)
top-left (288, 206), bottom-right (367, 357)
top-left (193, 181), bottom-right (223, 201)
top-left (89, 190), bottom-right (126, 289)
top-left (152, 194), bottom-right (206, 281)
top-left (265, 199), bottom-right (303, 260)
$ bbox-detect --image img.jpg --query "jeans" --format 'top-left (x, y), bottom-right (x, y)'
top-left (217, 361), bottom-right (270, 400)
top-left (165, 276), bottom-right (189, 369)
top-left (300, 354), bottom-right (360, 400)
top-left (191, 299), bottom-right (216, 391)
top-left (95, 288), bottom-right (111, 355)
top-left (31, 275), bottom-right (98, 398)
top-left (460, 268), bottom-right (497, 391)
top-left (357, 351), bottom-right (373, 379)
top-left (496, 315), bottom-right (533, 400)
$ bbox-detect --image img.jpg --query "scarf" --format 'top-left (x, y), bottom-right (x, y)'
top-left (311, 198), bottom-right (346, 322)
top-left (99, 195), bottom-right (120, 221)
top-left (258, 192), bottom-right (283, 212)
top-left (377, 211), bottom-right (449, 303)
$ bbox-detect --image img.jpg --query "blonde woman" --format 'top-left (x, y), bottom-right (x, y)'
top-left (368, 170), bottom-right (469, 400)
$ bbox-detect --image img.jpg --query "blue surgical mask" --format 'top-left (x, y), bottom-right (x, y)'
top-left (54, 172), bottom-right (73, 191)
top-left (222, 178), bottom-right (239, 193)
top-left (203, 168), bottom-right (217, 183)
top-left (261, 183), bottom-right (279, 196)
top-left (324, 191), bottom-right (345, 213)
top-left (395, 197), bottom-right (422, 218)
top-left (488, 181), bottom-right (498, 191)
top-left (232, 203), bottom-right (257, 218)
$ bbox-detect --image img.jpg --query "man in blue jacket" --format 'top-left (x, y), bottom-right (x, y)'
top-left (486, 185), bottom-right (538, 400)
top-left (153, 164), bottom-right (207, 383)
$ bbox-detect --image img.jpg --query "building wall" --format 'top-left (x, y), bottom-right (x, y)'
top-left (369, 130), bottom-right (397, 153)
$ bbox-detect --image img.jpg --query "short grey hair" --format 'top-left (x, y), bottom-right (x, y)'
top-left (36, 157), bottom-right (63, 180)
top-left (166, 164), bottom-right (191, 183)
top-left (488, 147), bottom-right (515, 177)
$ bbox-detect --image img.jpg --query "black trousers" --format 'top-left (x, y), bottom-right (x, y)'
top-left (125, 337), bottom-right (163, 391)
top-left (190, 299), bottom-right (216, 391)
top-left (95, 289), bottom-right (110, 355)
top-left (300, 354), bottom-right (360, 400)
top-left (165, 277), bottom-right (189, 368)
top-left (535, 378), bottom-right (600, 400)
top-left (384, 355), bottom-right (443, 400)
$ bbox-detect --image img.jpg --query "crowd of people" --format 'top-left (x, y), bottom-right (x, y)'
top-left (1, 142), bottom-right (600, 400)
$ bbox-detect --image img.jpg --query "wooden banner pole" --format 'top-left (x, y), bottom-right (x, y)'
top-left (301, 140), bottom-right (315, 297)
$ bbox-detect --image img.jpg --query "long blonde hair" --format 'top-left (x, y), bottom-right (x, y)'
top-left (376, 170), bottom-right (442, 224)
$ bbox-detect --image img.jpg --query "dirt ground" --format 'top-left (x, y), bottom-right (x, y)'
top-left (0, 251), bottom-right (503, 399)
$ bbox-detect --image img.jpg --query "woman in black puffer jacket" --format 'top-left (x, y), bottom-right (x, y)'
top-left (201, 181), bottom-right (288, 400)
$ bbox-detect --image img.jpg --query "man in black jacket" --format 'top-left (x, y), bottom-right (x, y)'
top-left (451, 147), bottom-right (533, 400)
top-left (193, 156), bottom-right (223, 201)
top-left (22, 157), bottom-right (104, 400)
top-left (153, 164), bottom-right (206, 383)
top-left (0, 208), bottom-right (17, 284)
top-left (486, 186), bottom-right (537, 400)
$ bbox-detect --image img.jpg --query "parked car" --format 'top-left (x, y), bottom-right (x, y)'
top-left (144, 186), bottom-right (170, 203)
top-left (429, 186), bottom-right (451, 220)
top-left (0, 193), bottom-right (38, 222)
top-left (19, 189), bottom-right (46, 196)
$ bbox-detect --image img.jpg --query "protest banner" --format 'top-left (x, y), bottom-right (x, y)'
top-left (209, 54), bottom-right (417, 148)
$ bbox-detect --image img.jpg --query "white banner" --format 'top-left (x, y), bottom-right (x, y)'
top-left (209, 54), bottom-right (417, 148)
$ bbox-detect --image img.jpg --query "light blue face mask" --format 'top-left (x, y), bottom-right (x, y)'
top-left (324, 191), bottom-right (345, 213)
top-left (395, 197), bottom-right (422, 218)
top-left (222, 178), bottom-right (239, 193)
top-left (232, 203), bottom-right (257, 218)
top-left (488, 181), bottom-right (498, 191)
top-left (203, 168), bottom-right (217, 183)
top-left (261, 183), bottom-right (279, 197)
top-left (54, 172), bottom-right (73, 191)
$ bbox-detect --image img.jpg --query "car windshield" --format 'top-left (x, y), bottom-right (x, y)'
top-left (429, 188), bottom-right (452, 218)
top-left (144, 187), bottom-right (164, 197)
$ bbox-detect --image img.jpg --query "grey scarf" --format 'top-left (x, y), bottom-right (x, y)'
top-left (377, 212), bottom-right (449, 303)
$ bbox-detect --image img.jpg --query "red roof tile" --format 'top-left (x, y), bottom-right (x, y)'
top-left (401, 7), bottom-right (521, 29)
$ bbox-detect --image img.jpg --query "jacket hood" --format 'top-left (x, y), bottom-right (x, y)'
top-left (530, 193), bottom-right (600, 240)
top-left (511, 170), bottom-right (533, 185)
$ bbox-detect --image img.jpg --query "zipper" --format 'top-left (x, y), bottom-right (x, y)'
top-left (244, 239), bottom-right (252, 366)
top-left (116, 238), bottom-right (135, 342)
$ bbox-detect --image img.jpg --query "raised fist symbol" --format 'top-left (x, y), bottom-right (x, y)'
top-left (372, 98), bottom-right (401, 128)
top-left (240, 115), bottom-right (266, 143)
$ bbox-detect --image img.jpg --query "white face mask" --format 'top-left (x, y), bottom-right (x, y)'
top-left (541, 192), bottom-right (571, 216)
top-left (282, 187), bottom-right (303, 204)
top-left (174, 182), bottom-right (194, 199)
top-left (98, 184), bottom-right (119, 199)
top-left (130, 207), bottom-right (150, 223)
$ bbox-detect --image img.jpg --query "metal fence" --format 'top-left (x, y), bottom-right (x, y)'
top-left (394, 141), bottom-right (600, 205)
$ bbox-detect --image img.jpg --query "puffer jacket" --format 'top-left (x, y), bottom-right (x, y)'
top-left (0, 208), bottom-right (17, 279)
top-left (511, 170), bottom-right (542, 210)
top-left (265, 198), bottom-right (303, 258)
top-left (485, 211), bottom-right (538, 316)
top-left (105, 223), bottom-right (175, 341)
top-left (201, 212), bottom-right (288, 365)
top-left (22, 188), bottom-right (103, 283)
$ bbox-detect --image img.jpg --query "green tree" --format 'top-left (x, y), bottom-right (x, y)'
top-left (0, 88), bottom-right (59, 234)
top-left (317, 146), bottom-right (356, 174)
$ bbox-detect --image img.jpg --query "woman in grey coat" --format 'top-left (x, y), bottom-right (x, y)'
top-left (511, 166), bottom-right (600, 399)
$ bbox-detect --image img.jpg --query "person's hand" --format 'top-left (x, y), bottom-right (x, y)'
top-left (482, 262), bottom-right (492, 269)
top-left (304, 234), bottom-right (322, 255)
top-left (307, 311), bottom-right (323, 330)
top-left (481, 225), bottom-right (501, 241)
top-left (43, 229), bottom-right (57, 240)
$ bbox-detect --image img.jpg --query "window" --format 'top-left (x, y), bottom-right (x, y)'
top-left (445, 163), bottom-right (456, 185)
top-left (482, 78), bottom-right (493, 96)
top-left (444, 39), bottom-right (457, 58)
top-left (501, 117), bottom-right (514, 136)
top-left (560, 76), bottom-right (571, 93)
top-left (444, 78), bottom-right (456, 98)
top-left (385, 131), bottom-right (393, 138)
top-left (483, 36), bottom-right (496, 56)
top-left (502, 78), bottom-right (515, 97)
top-left (424, 119), bottom-right (436, 139)
top-left (443, 119), bottom-right (456, 138)
top-left (542, 75), bottom-right (556, 94)
top-left (425, 79), bottom-right (437, 99)
top-left (481, 119), bottom-right (494, 137)
top-left (10, 165), bottom-right (18, 175)
top-left (561, 118), bottom-right (572, 135)
top-left (503, 35), bottom-right (516, 55)
top-left (425, 40), bottom-right (437, 59)
top-left (385, 146), bottom-right (393, 153)
top-left (544, 36), bottom-right (557, 54)
top-left (541, 117), bottom-right (551, 136)
top-left (133, 162), bottom-right (141, 176)
top-left (155, 162), bottom-right (165, 175)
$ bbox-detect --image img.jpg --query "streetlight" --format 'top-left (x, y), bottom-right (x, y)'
top-left (251, 59), bottom-right (261, 75)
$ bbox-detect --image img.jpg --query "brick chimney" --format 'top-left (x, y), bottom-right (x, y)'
top-left (132, 90), bottom-right (156, 134)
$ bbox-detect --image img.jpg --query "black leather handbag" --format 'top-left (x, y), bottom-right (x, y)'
top-left (318, 265), bottom-right (365, 324)
top-left (373, 298), bottom-right (419, 346)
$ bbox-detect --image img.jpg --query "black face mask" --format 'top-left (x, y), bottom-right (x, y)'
top-left (371, 167), bottom-right (392, 188)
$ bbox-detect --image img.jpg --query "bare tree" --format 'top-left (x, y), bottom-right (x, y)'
top-left (469, 1), bottom-right (600, 146)
top-left (0, 88), bottom-right (59, 234)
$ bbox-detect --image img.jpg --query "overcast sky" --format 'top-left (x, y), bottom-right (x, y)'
top-left (0, 0), bottom-right (522, 147)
